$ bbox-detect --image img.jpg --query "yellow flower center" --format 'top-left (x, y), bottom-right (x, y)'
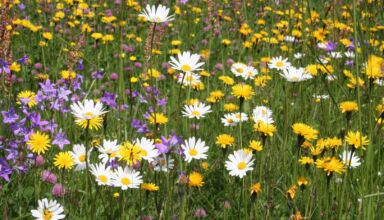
top-left (121, 177), bottom-right (131, 186)
top-left (141, 149), bottom-right (148, 157)
top-left (85, 112), bottom-right (95, 118)
top-left (237, 162), bottom-right (247, 170)
top-left (276, 61), bottom-right (284, 67)
top-left (98, 175), bottom-right (108, 183)
top-left (181, 64), bottom-right (192, 72)
top-left (227, 118), bottom-right (234, 123)
top-left (236, 68), bottom-right (244, 73)
top-left (191, 111), bottom-right (201, 116)
top-left (189, 148), bottom-right (198, 156)
top-left (79, 154), bottom-right (86, 162)
top-left (43, 209), bottom-right (53, 220)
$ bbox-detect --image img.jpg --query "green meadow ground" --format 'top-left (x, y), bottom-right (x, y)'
top-left (1, 0), bottom-right (384, 219)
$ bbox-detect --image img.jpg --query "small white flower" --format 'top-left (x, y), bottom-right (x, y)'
top-left (134, 137), bottom-right (159, 163)
top-left (90, 163), bottom-right (115, 186)
top-left (252, 106), bottom-right (274, 124)
top-left (340, 150), bottom-right (361, 168)
top-left (284, 35), bottom-right (296, 42)
top-left (344, 51), bottom-right (355, 58)
top-left (112, 166), bottom-right (143, 190)
top-left (221, 113), bottom-right (238, 126)
top-left (139, 4), bottom-right (174, 23)
top-left (169, 51), bottom-right (204, 73)
top-left (70, 144), bottom-right (92, 171)
top-left (225, 149), bottom-right (254, 178)
top-left (181, 137), bottom-right (209, 163)
top-left (151, 155), bottom-right (175, 172)
top-left (268, 56), bottom-right (291, 70)
top-left (31, 198), bottom-right (65, 220)
top-left (98, 139), bottom-right (120, 164)
top-left (182, 102), bottom-right (212, 119)
top-left (280, 66), bottom-right (312, 82)
top-left (177, 72), bottom-right (201, 86)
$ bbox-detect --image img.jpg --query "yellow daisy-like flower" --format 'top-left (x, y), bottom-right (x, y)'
top-left (188, 171), bottom-right (204, 187)
top-left (253, 122), bottom-right (276, 137)
top-left (345, 131), bottom-right (369, 150)
top-left (17, 90), bottom-right (37, 107)
top-left (148, 113), bottom-right (168, 125)
top-left (297, 176), bottom-right (309, 187)
top-left (315, 157), bottom-right (346, 176)
top-left (365, 55), bottom-right (384, 79)
top-left (339, 101), bottom-right (358, 113)
top-left (219, 76), bottom-right (235, 85)
top-left (27, 131), bottom-right (51, 155)
top-left (223, 103), bottom-right (239, 112)
top-left (231, 84), bottom-right (255, 100)
top-left (216, 134), bottom-right (235, 149)
top-left (54, 152), bottom-right (74, 170)
top-left (292, 123), bottom-right (319, 141)
top-left (118, 141), bottom-right (142, 166)
top-left (141, 183), bottom-right (159, 192)
top-left (298, 156), bottom-right (314, 166)
top-left (250, 182), bottom-right (262, 195)
top-left (287, 184), bottom-right (298, 200)
top-left (248, 140), bottom-right (263, 151)
top-left (61, 70), bottom-right (76, 80)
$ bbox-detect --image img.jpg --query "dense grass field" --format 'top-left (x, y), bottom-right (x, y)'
top-left (1, 0), bottom-right (384, 219)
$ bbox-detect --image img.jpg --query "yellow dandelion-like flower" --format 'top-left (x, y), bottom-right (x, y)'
top-left (365, 55), bottom-right (384, 79)
top-left (17, 90), bottom-right (37, 107)
top-left (118, 141), bottom-right (142, 166)
top-left (297, 176), bottom-right (309, 187)
top-left (250, 182), bottom-right (262, 195)
top-left (231, 84), bottom-right (255, 100)
top-left (345, 131), bottom-right (369, 150)
top-left (188, 171), bottom-right (204, 187)
top-left (216, 134), bottom-right (235, 149)
top-left (248, 140), bottom-right (263, 151)
top-left (27, 131), bottom-right (51, 155)
top-left (141, 183), bottom-right (159, 192)
top-left (339, 101), bottom-right (358, 113)
top-left (253, 122), bottom-right (276, 137)
top-left (219, 76), bottom-right (235, 85)
top-left (316, 157), bottom-right (346, 176)
top-left (54, 152), bottom-right (74, 170)
top-left (287, 184), bottom-right (298, 200)
top-left (148, 113), bottom-right (168, 125)
top-left (298, 156), bottom-right (314, 166)
top-left (223, 103), bottom-right (239, 112)
top-left (292, 123), bottom-right (319, 141)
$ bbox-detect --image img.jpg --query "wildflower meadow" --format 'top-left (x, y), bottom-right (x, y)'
top-left (1, 0), bottom-right (384, 219)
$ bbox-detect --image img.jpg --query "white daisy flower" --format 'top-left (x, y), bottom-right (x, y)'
top-left (242, 65), bottom-right (259, 80)
top-left (344, 51), bottom-right (355, 58)
top-left (326, 74), bottom-right (337, 81)
top-left (294, 53), bottom-right (304, 59)
top-left (98, 139), bottom-right (120, 164)
top-left (90, 163), bottom-right (115, 186)
top-left (232, 112), bottom-right (249, 122)
top-left (252, 106), bottom-right (274, 124)
top-left (177, 72), bottom-right (201, 86)
top-left (139, 4), bottom-right (174, 23)
top-left (225, 149), bottom-right (254, 178)
top-left (181, 137), bottom-right (209, 163)
top-left (31, 198), bottom-right (65, 220)
top-left (284, 35), bottom-right (296, 42)
top-left (268, 56), bottom-right (291, 70)
top-left (70, 144), bottom-right (92, 171)
top-left (340, 150), bottom-right (361, 168)
top-left (182, 102), bottom-right (212, 119)
top-left (70, 99), bottom-right (107, 130)
top-left (329, 52), bottom-right (342, 59)
top-left (112, 166), bottom-right (143, 190)
top-left (280, 66), bottom-right (312, 82)
top-left (230, 62), bottom-right (247, 77)
top-left (221, 113), bottom-right (238, 127)
top-left (317, 42), bottom-right (327, 49)
top-left (151, 155), bottom-right (175, 172)
top-left (134, 137), bottom-right (159, 163)
top-left (169, 51), bottom-right (204, 73)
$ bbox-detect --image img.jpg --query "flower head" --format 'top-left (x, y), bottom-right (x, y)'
top-left (139, 4), bottom-right (174, 23)
top-left (225, 149), bottom-right (254, 178)
top-left (31, 198), bottom-right (65, 220)
top-left (231, 83), bottom-right (255, 100)
top-left (181, 137), bottom-right (209, 163)
top-left (70, 99), bottom-right (107, 130)
top-left (53, 152), bottom-right (74, 170)
top-left (27, 131), bottom-right (51, 155)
